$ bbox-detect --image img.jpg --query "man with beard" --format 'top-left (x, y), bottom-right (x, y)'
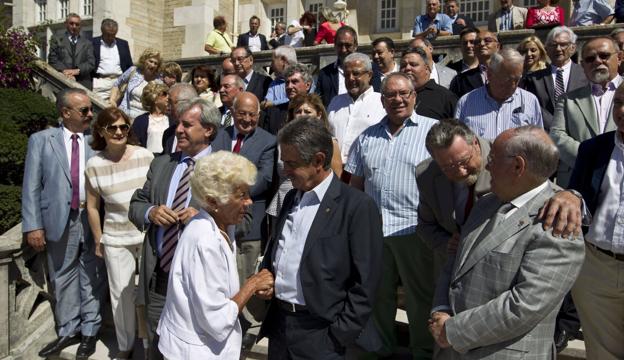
top-left (551, 37), bottom-right (622, 187)
top-left (450, 30), bottom-right (500, 98)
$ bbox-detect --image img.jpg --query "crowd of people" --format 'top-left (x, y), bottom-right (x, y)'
top-left (27, 2), bottom-right (624, 360)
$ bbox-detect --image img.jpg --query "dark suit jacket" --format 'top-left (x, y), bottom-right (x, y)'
top-left (451, 14), bottom-right (475, 35)
top-left (262, 102), bottom-right (289, 135)
top-left (129, 152), bottom-right (203, 307)
top-left (269, 35), bottom-right (286, 49)
top-left (91, 36), bottom-right (133, 75)
top-left (416, 79), bottom-right (458, 120)
top-left (568, 131), bottom-right (616, 216)
top-left (522, 62), bottom-right (588, 131)
top-left (48, 33), bottom-right (95, 89)
top-left (449, 66), bottom-right (483, 99)
top-left (246, 71), bottom-right (273, 102)
top-left (132, 112), bottom-right (175, 149)
top-left (211, 126), bottom-right (276, 241)
top-left (259, 175), bottom-right (384, 352)
top-left (237, 32), bottom-right (269, 51)
top-left (160, 125), bottom-right (176, 154)
top-left (316, 61), bottom-right (383, 107)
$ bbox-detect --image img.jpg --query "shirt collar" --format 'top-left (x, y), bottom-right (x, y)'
top-left (509, 181), bottom-right (549, 210)
top-left (591, 75), bottom-right (623, 95)
top-left (61, 125), bottom-right (84, 141)
top-left (244, 71), bottom-right (254, 84)
top-left (297, 172), bottom-right (334, 206)
top-left (100, 38), bottom-right (117, 47)
top-left (551, 60), bottom-right (572, 73)
top-left (484, 84), bottom-right (519, 104)
top-left (353, 86), bottom-right (375, 102)
top-left (181, 145), bottom-right (212, 162)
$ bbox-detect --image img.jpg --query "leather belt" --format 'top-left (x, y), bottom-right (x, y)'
top-left (94, 74), bottom-right (120, 79)
top-left (588, 243), bottom-right (624, 261)
top-left (276, 299), bottom-right (308, 313)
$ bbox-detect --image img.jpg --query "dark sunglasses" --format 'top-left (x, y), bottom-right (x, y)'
top-left (70, 106), bottom-right (93, 116)
top-left (583, 52), bottom-right (614, 63)
top-left (104, 124), bottom-right (130, 135)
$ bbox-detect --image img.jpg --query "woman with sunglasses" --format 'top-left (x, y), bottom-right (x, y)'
top-left (85, 107), bottom-right (154, 360)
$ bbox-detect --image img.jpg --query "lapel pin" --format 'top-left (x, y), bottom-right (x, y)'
top-left (325, 208), bottom-right (331, 213)
top-left (518, 220), bottom-right (525, 227)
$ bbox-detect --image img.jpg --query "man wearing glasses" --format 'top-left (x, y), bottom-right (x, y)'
top-left (551, 37), bottom-right (622, 187)
top-left (523, 27), bottom-right (588, 132)
top-left (448, 27), bottom-right (480, 74)
top-left (22, 88), bottom-right (105, 359)
top-left (345, 72), bottom-right (438, 358)
top-left (230, 46), bottom-right (272, 103)
top-left (450, 30), bottom-right (500, 98)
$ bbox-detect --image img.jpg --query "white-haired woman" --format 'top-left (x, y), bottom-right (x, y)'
top-left (157, 151), bottom-right (274, 359)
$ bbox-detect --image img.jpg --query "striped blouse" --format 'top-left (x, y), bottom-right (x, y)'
top-left (85, 145), bottom-right (154, 246)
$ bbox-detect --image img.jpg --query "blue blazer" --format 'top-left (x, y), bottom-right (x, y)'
top-left (22, 127), bottom-right (95, 242)
top-left (211, 126), bottom-right (277, 241)
top-left (236, 32), bottom-right (269, 51)
top-left (568, 131), bottom-right (616, 216)
top-left (315, 60), bottom-right (382, 107)
top-left (91, 36), bottom-right (133, 74)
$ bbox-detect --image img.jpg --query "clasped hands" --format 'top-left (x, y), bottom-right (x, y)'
top-left (428, 311), bottom-right (451, 349)
top-left (250, 269), bottom-right (274, 300)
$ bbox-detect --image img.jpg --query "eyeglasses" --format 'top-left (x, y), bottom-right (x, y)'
top-left (486, 153), bottom-right (517, 165)
top-left (440, 150), bottom-right (474, 172)
top-left (583, 52), bottom-right (615, 63)
top-left (382, 90), bottom-right (413, 100)
top-left (231, 55), bottom-right (250, 63)
top-left (104, 124), bottom-right (130, 135)
top-left (69, 106), bottom-right (93, 117)
top-left (547, 42), bottom-right (571, 50)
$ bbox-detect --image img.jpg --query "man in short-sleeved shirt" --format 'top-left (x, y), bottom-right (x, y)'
top-left (205, 16), bottom-right (233, 54)
top-left (413, 0), bottom-right (453, 39)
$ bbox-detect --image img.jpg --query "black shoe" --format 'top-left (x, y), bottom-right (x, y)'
top-left (76, 335), bottom-right (97, 359)
top-left (554, 330), bottom-right (570, 353)
top-left (241, 333), bottom-right (257, 351)
top-left (38, 334), bottom-right (81, 357)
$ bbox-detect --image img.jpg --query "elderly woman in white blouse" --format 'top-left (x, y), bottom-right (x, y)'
top-left (157, 151), bottom-right (274, 359)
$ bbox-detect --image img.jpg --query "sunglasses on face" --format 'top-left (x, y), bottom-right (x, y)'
top-left (104, 124), bottom-right (130, 135)
top-left (70, 106), bottom-right (93, 116)
top-left (583, 52), bottom-right (615, 63)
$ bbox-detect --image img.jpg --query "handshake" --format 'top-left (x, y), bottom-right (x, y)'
top-left (428, 311), bottom-right (451, 349)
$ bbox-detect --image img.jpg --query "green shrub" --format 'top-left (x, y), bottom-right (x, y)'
top-left (0, 185), bottom-right (22, 235)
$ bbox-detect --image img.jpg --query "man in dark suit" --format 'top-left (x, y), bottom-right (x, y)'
top-left (217, 74), bottom-right (245, 128)
top-left (257, 117), bottom-right (384, 358)
top-left (568, 92), bottom-right (624, 358)
top-left (48, 13), bottom-right (95, 90)
top-left (22, 88), bottom-right (106, 359)
top-left (231, 46), bottom-right (272, 102)
top-left (448, 27), bottom-right (479, 73)
top-left (91, 18), bottom-right (133, 103)
top-left (211, 92), bottom-right (276, 345)
top-left (316, 26), bottom-right (382, 107)
top-left (523, 27), bottom-right (588, 131)
top-left (269, 22), bottom-right (287, 49)
top-left (445, 0), bottom-right (475, 35)
top-left (129, 97), bottom-right (221, 359)
top-left (450, 30), bottom-right (500, 98)
top-left (237, 16), bottom-right (270, 52)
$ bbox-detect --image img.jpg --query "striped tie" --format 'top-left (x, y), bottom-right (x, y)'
top-left (160, 157), bottom-right (195, 272)
top-left (555, 68), bottom-right (565, 101)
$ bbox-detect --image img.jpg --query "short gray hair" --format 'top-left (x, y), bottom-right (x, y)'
top-left (222, 74), bottom-right (245, 90)
top-left (274, 45), bottom-right (298, 65)
top-left (101, 18), bottom-right (118, 30)
top-left (546, 26), bottom-right (577, 45)
top-left (343, 52), bottom-right (373, 72)
top-left (425, 119), bottom-right (476, 155)
top-left (278, 116), bottom-right (333, 170)
top-left (56, 88), bottom-right (87, 112)
top-left (503, 126), bottom-right (559, 180)
top-left (381, 72), bottom-right (415, 94)
top-left (191, 151), bottom-right (257, 208)
top-left (176, 97), bottom-right (221, 141)
top-left (488, 48), bottom-right (524, 73)
top-left (283, 63), bottom-right (313, 84)
top-left (169, 82), bottom-right (197, 102)
top-left (66, 13), bottom-right (80, 22)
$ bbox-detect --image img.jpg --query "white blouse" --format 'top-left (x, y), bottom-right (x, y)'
top-left (157, 209), bottom-right (241, 359)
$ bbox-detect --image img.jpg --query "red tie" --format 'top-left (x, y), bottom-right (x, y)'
top-left (233, 133), bottom-right (244, 153)
top-left (463, 184), bottom-right (475, 224)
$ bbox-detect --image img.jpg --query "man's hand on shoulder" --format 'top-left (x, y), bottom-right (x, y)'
top-left (26, 229), bottom-right (46, 252)
top-left (537, 190), bottom-right (582, 238)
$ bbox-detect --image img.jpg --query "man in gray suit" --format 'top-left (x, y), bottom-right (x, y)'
top-left (22, 88), bottom-right (106, 359)
top-left (429, 126), bottom-right (585, 359)
top-left (409, 37), bottom-right (457, 89)
top-left (211, 92), bottom-right (276, 346)
top-left (48, 13), bottom-right (95, 90)
top-left (129, 97), bottom-right (221, 359)
top-left (550, 36), bottom-right (621, 187)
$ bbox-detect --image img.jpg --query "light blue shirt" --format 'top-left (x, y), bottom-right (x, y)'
top-left (273, 172), bottom-right (334, 305)
top-left (345, 113), bottom-right (437, 237)
top-left (570, 0), bottom-right (614, 26)
top-left (455, 86), bottom-right (543, 141)
top-left (412, 13), bottom-right (453, 38)
top-left (144, 146), bottom-right (213, 255)
top-left (264, 78), bottom-right (289, 106)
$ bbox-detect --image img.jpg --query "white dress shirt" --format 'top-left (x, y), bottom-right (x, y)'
top-left (591, 75), bottom-right (623, 134)
top-left (244, 71), bottom-right (254, 90)
top-left (62, 126), bottom-right (86, 203)
top-left (430, 63), bottom-right (440, 85)
top-left (247, 33), bottom-right (262, 52)
top-left (157, 209), bottom-right (242, 359)
top-left (96, 39), bottom-right (123, 76)
top-left (273, 172), bottom-right (334, 305)
top-left (337, 62), bottom-right (347, 96)
top-left (586, 132), bottom-right (624, 254)
top-left (550, 60), bottom-right (572, 93)
top-left (327, 88), bottom-right (387, 163)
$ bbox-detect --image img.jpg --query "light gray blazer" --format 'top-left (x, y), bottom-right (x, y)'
top-left (22, 127), bottom-right (94, 242)
top-left (550, 84), bottom-right (616, 187)
top-left (435, 64), bottom-right (458, 90)
top-left (434, 184), bottom-right (585, 359)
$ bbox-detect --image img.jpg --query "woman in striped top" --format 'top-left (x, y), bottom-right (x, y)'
top-left (85, 107), bottom-right (154, 359)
